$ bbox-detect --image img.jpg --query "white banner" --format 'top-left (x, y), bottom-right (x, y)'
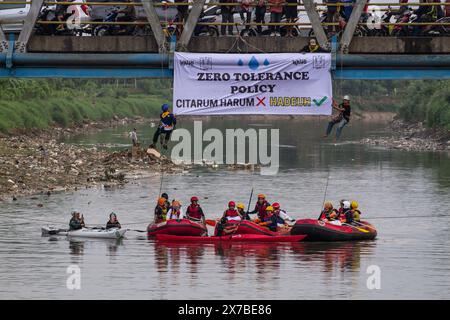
top-left (173, 52), bottom-right (332, 115)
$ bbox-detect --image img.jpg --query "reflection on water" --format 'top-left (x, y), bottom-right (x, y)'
top-left (0, 119), bottom-right (449, 299)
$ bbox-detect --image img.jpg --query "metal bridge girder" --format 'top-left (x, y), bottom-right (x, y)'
top-left (15, 0), bottom-right (44, 53)
top-left (302, 0), bottom-right (329, 50)
top-left (0, 25), bottom-right (8, 53)
top-left (142, 0), bottom-right (167, 53)
top-left (340, 0), bottom-right (368, 54)
top-left (178, 0), bottom-right (207, 51)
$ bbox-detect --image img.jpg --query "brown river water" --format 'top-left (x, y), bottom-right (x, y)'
top-left (1, 118), bottom-right (449, 299)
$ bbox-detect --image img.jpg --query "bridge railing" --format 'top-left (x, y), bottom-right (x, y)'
top-left (1, 1), bottom-right (450, 53)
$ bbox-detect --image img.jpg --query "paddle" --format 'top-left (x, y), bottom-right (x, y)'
top-left (126, 229), bottom-right (147, 233)
top-left (353, 221), bottom-right (376, 231)
top-left (342, 222), bottom-right (369, 233)
top-left (205, 219), bottom-right (218, 227)
top-left (245, 188), bottom-right (254, 220)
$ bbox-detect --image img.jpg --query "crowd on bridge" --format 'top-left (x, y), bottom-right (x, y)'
top-left (7, 0), bottom-right (449, 38)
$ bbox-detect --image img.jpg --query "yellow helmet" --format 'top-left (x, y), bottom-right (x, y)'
top-left (351, 201), bottom-right (358, 209)
top-left (237, 203), bottom-right (245, 210)
top-left (266, 206), bottom-right (274, 212)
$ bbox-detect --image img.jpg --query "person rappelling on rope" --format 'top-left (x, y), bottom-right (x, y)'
top-left (323, 95), bottom-right (351, 142)
top-left (150, 104), bottom-right (177, 150)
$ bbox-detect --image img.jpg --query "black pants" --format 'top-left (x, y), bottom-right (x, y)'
top-left (255, 6), bottom-right (266, 33)
top-left (270, 12), bottom-right (282, 33)
top-left (240, 11), bottom-right (252, 30)
top-left (152, 127), bottom-right (173, 144)
top-left (221, 8), bottom-right (234, 35)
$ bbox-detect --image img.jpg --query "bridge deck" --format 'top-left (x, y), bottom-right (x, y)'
top-left (27, 36), bottom-right (450, 54)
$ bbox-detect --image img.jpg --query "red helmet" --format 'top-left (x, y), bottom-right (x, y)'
top-left (190, 196), bottom-right (199, 202)
top-left (228, 201), bottom-right (235, 207)
top-left (272, 202), bottom-right (280, 209)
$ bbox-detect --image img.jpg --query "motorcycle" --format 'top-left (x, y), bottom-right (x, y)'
top-left (93, 7), bottom-right (136, 36)
top-left (35, 5), bottom-right (76, 36)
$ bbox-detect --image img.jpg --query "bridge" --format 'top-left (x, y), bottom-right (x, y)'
top-left (1, 0), bottom-right (450, 79)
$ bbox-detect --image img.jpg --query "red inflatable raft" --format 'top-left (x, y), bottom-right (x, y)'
top-left (215, 219), bottom-right (279, 236)
top-left (290, 219), bottom-right (377, 241)
top-left (155, 234), bottom-right (306, 243)
top-left (147, 219), bottom-right (207, 237)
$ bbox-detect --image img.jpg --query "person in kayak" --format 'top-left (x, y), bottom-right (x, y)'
top-left (249, 194), bottom-right (271, 222)
top-left (154, 197), bottom-right (168, 223)
top-left (186, 196), bottom-right (206, 224)
top-left (323, 96), bottom-right (351, 142)
top-left (150, 104), bottom-right (177, 150)
top-left (319, 201), bottom-right (339, 221)
top-left (350, 201), bottom-right (361, 222)
top-left (222, 201), bottom-right (242, 221)
top-left (106, 212), bottom-right (121, 229)
top-left (237, 203), bottom-right (251, 220)
top-left (258, 206), bottom-right (278, 232)
top-left (167, 200), bottom-right (184, 220)
top-left (69, 211), bottom-right (85, 231)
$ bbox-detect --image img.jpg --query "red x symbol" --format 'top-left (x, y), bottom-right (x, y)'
top-left (256, 97), bottom-right (266, 107)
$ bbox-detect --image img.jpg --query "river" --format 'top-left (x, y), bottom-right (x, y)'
top-left (1, 118), bottom-right (449, 299)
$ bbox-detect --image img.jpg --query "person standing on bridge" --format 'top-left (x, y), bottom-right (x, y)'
top-left (323, 95), bottom-right (351, 142)
top-left (150, 104), bottom-right (177, 150)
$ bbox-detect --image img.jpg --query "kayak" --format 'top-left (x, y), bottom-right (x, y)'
top-left (147, 218), bottom-right (208, 237)
top-left (155, 234), bottom-right (306, 243)
top-left (290, 219), bottom-right (377, 241)
top-left (41, 226), bottom-right (126, 239)
top-left (215, 219), bottom-right (279, 236)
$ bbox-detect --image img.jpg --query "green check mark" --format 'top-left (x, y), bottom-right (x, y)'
top-left (313, 96), bottom-right (327, 106)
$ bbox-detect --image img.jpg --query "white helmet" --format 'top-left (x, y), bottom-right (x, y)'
top-left (343, 201), bottom-right (351, 209)
top-left (343, 95), bottom-right (350, 101)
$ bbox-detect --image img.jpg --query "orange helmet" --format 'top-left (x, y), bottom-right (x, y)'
top-left (158, 198), bottom-right (166, 206)
top-left (257, 194), bottom-right (266, 199)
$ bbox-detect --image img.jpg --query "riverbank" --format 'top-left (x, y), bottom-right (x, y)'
top-left (360, 119), bottom-right (450, 152)
top-left (0, 117), bottom-right (182, 202)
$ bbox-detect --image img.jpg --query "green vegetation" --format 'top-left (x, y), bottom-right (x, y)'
top-left (0, 78), bottom-right (449, 133)
top-left (396, 81), bottom-right (450, 130)
top-left (0, 79), bottom-right (172, 133)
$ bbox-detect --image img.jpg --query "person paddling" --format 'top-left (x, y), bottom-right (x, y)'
top-left (150, 104), bottom-right (177, 150)
top-left (186, 196), bottom-right (206, 224)
top-left (350, 201), bottom-right (361, 222)
top-left (323, 95), bottom-right (351, 142)
top-left (222, 201), bottom-right (242, 222)
top-left (258, 206), bottom-right (278, 232)
top-left (339, 200), bottom-right (354, 224)
top-left (106, 212), bottom-right (121, 229)
top-left (248, 194), bottom-right (271, 222)
top-left (69, 211), bottom-right (85, 231)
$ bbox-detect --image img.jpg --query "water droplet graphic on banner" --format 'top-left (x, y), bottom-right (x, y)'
top-left (263, 59), bottom-right (270, 66)
top-left (248, 56), bottom-right (259, 70)
top-left (237, 59), bottom-right (244, 66)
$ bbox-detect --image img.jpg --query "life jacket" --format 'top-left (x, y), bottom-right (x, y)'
top-left (168, 208), bottom-right (182, 220)
top-left (340, 209), bottom-right (353, 224)
top-left (320, 209), bottom-right (338, 221)
top-left (160, 112), bottom-right (176, 131)
top-left (224, 209), bottom-right (240, 218)
top-left (352, 209), bottom-right (361, 222)
top-left (155, 205), bottom-right (166, 222)
top-left (255, 201), bottom-right (270, 220)
top-left (186, 204), bottom-right (203, 220)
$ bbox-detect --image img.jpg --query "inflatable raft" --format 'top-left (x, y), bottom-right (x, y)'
top-left (155, 234), bottom-right (306, 243)
top-left (290, 219), bottom-right (377, 241)
top-left (41, 226), bottom-right (126, 239)
top-left (147, 219), bottom-right (208, 237)
top-left (215, 219), bottom-right (279, 236)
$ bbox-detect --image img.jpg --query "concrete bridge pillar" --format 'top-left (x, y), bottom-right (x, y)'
top-left (302, 0), bottom-right (330, 50)
top-left (142, 0), bottom-right (167, 53)
top-left (15, 0), bottom-right (44, 53)
top-left (178, 0), bottom-right (207, 51)
top-left (340, 0), bottom-right (368, 53)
